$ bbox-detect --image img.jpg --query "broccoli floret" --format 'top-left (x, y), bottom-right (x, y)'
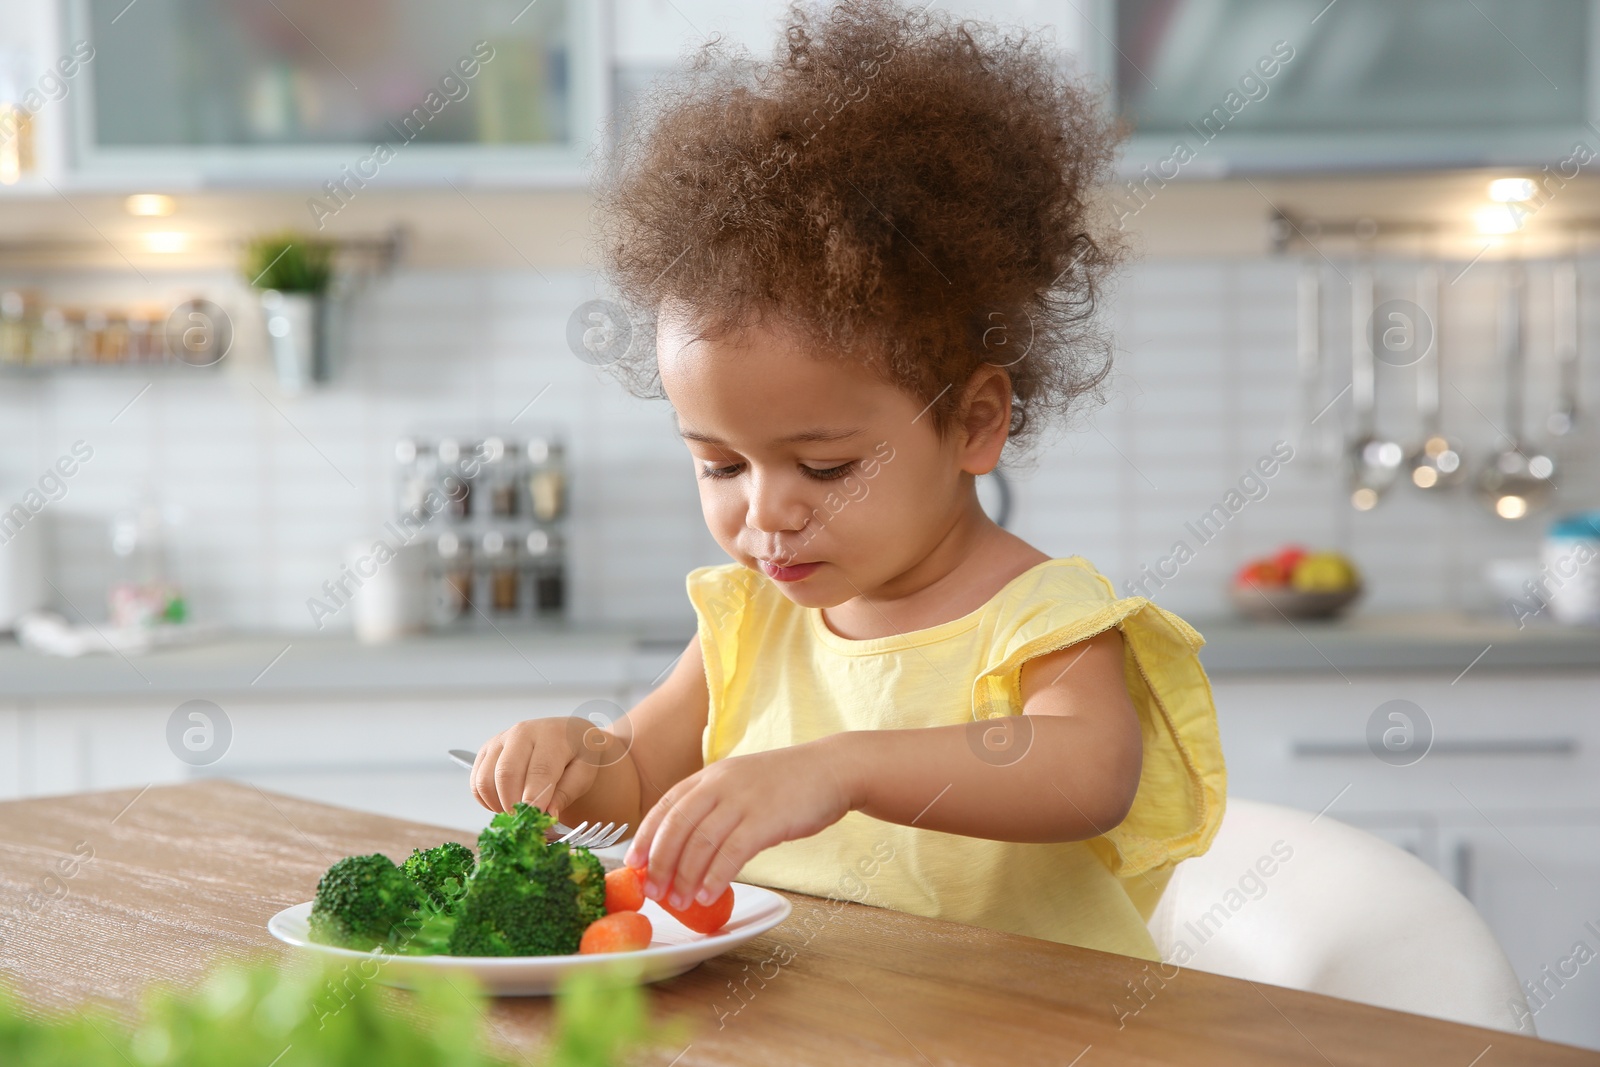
top-left (307, 854), bottom-right (422, 951)
top-left (475, 802), bottom-right (557, 866)
top-left (438, 804), bottom-right (607, 957)
top-left (402, 841), bottom-right (475, 908)
top-left (569, 845), bottom-right (607, 928)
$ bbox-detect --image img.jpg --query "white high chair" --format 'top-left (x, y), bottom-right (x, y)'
top-left (1146, 797), bottom-right (1533, 1034)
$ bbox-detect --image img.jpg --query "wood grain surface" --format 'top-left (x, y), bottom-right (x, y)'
top-left (1, 780), bottom-right (1594, 1066)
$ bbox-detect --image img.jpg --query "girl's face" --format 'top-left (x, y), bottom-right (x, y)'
top-left (657, 308), bottom-right (1003, 608)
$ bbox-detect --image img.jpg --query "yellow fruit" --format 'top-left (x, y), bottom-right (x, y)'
top-left (1291, 552), bottom-right (1360, 593)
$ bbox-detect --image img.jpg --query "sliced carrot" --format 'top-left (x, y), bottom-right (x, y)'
top-left (579, 910), bottom-right (653, 954)
top-left (661, 885), bottom-right (735, 934)
top-left (605, 865), bottom-right (646, 914)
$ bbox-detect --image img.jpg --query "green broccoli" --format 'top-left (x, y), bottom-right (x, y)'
top-left (402, 841), bottom-right (475, 908)
top-left (311, 804), bottom-right (609, 959)
top-left (442, 804), bottom-right (609, 957)
top-left (476, 800), bottom-right (557, 865)
top-left (306, 853), bottom-right (423, 951)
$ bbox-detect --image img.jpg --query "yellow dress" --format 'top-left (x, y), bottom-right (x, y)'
top-left (686, 557), bottom-right (1227, 961)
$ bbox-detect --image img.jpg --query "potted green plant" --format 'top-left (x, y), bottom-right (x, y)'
top-left (245, 233), bottom-right (334, 394)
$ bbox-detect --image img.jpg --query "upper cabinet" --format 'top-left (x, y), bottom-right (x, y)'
top-left (1098, 0), bottom-right (1597, 175)
top-left (60, 0), bottom-right (607, 187)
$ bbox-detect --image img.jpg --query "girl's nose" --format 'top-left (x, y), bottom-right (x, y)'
top-left (744, 471), bottom-right (811, 535)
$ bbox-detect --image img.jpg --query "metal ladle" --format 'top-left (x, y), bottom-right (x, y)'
top-left (1406, 264), bottom-right (1464, 490)
top-left (1348, 266), bottom-right (1404, 510)
top-left (1547, 258), bottom-right (1580, 438)
top-left (1476, 264), bottom-right (1556, 520)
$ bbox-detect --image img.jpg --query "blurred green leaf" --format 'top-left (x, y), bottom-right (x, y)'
top-left (0, 955), bottom-right (682, 1067)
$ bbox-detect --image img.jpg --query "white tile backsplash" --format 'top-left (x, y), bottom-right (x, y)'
top-left (3, 256), bottom-right (1597, 631)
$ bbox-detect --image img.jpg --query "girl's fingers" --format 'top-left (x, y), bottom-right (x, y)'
top-left (471, 738), bottom-right (505, 812)
top-left (640, 784), bottom-right (712, 901)
top-left (667, 805), bottom-right (741, 910)
top-left (493, 730), bottom-right (536, 813)
top-left (696, 828), bottom-right (754, 903)
top-left (541, 752), bottom-right (599, 824)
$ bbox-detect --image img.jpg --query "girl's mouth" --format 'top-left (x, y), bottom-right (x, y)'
top-left (759, 560), bottom-right (822, 582)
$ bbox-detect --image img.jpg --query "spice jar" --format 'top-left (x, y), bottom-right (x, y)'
top-left (526, 527), bottom-right (565, 614)
top-left (395, 437), bottom-right (438, 519)
top-left (526, 437), bottom-right (566, 522)
top-left (481, 530), bottom-right (520, 614)
top-left (432, 531), bottom-right (473, 624)
top-left (438, 438), bottom-right (473, 519)
top-left (0, 291), bottom-right (28, 364)
top-left (482, 436), bottom-right (521, 518)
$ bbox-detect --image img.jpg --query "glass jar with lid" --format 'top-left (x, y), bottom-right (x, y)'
top-left (525, 437), bottom-right (567, 523)
top-left (481, 529), bottom-right (521, 615)
top-left (525, 527), bottom-right (565, 614)
top-left (432, 531), bottom-right (473, 625)
top-left (395, 437), bottom-right (438, 517)
top-left (437, 437), bottom-right (474, 520)
top-left (481, 436), bottom-right (521, 519)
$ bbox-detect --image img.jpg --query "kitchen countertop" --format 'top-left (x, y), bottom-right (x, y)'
top-left (0, 612), bottom-right (1595, 700)
top-left (1186, 611), bottom-right (1600, 676)
top-left (0, 625), bottom-right (688, 700)
top-left (4, 780), bottom-right (1587, 1066)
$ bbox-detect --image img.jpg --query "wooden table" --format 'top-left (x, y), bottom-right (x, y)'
top-left (2, 781), bottom-right (1595, 1066)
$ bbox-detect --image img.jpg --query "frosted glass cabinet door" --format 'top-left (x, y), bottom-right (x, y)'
top-left (65, 0), bottom-right (606, 183)
top-left (1099, 0), bottom-right (1596, 173)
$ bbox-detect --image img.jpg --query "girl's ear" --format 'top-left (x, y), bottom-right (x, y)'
top-left (956, 365), bottom-right (1012, 476)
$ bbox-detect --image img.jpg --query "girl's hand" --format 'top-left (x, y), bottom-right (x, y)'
top-left (471, 716), bottom-right (611, 819)
top-left (623, 739), bottom-right (855, 910)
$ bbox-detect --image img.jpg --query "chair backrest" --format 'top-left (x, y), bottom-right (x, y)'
top-left (1146, 797), bottom-right (1532, 1034)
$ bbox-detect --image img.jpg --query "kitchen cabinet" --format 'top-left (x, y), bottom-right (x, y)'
top-left (1446, 819), bottom-right (1600, 1048)
top-left (0, 687), bottom-right (652, 834)
top-left (1095, 0), bottom-right (1599, 175)
top-left (1210, 671), bottom-right (1600, 1049)
top-left (50, 0), bottom-right (607, 187)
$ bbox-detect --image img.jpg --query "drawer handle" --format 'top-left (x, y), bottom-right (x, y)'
top-left (1292, 738), bottom-right (1579, 758)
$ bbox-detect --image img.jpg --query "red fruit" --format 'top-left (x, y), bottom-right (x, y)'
top-left (661, 885), bottom-right (736, 935)
top-left (1233, 559), bottom-right (1288, 588)
top-left (579, 910), bottom-right (653, 954)
top-left (1274, 545), bottom-right (1309, 572)
top-left (605, 866), bottom-right (646, 914)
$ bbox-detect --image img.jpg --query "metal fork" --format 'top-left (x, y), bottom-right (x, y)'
top-left (447, 748), bottom-right (630, 848)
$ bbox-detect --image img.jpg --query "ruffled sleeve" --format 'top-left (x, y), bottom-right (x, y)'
top-left (970, 559), bottom-right (1227, 880)
top-left (685, 563), bottom-right (763, 762)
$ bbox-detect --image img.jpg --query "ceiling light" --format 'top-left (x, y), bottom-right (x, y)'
top-left (1487, 178), bottom-right (1535, 203)
top-left (125, 193), bottom-right (176, 217)
top-left (1495, 495), bottom-right (1529, 520)
top-left (142, 231), bottom-right (189, 253)
top-left (1474, 205), bottom-right (1521, 236)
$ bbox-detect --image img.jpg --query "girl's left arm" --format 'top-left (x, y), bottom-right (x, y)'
top-left (625, 628), bottom-right (1143, 911)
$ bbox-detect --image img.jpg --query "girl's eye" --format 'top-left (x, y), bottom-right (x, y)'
top-left (801, 462), bottom-right (854, 481)
top-left (699, 463), bottom-right (743, 480)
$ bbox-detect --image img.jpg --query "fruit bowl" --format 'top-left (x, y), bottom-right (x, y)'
top-left (1229, 581), bottom-right (1363, 621)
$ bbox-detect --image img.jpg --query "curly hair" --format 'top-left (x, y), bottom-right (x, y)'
top-left (593, 0), bottom-right (1124, 445)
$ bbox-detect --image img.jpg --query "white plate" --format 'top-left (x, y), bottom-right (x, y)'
top-left (267, 883), bottom-right (792, 996)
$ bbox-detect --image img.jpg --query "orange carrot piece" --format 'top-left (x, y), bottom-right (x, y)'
top-left (605, 865), bottom-right (647, 914)
top-left (660, 885), bottom-right (735, 934)
top-left (579, 910), bottom-right (653, 954)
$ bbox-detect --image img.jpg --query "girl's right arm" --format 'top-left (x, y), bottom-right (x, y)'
top-left (470, 634), bottom-right (710, 826)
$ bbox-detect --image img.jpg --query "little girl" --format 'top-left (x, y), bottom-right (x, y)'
top-left (472, 0), bottom-right (1225, 961)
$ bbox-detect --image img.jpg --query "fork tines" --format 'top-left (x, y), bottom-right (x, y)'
top-left (556, 821), bottom-right (629, 849)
